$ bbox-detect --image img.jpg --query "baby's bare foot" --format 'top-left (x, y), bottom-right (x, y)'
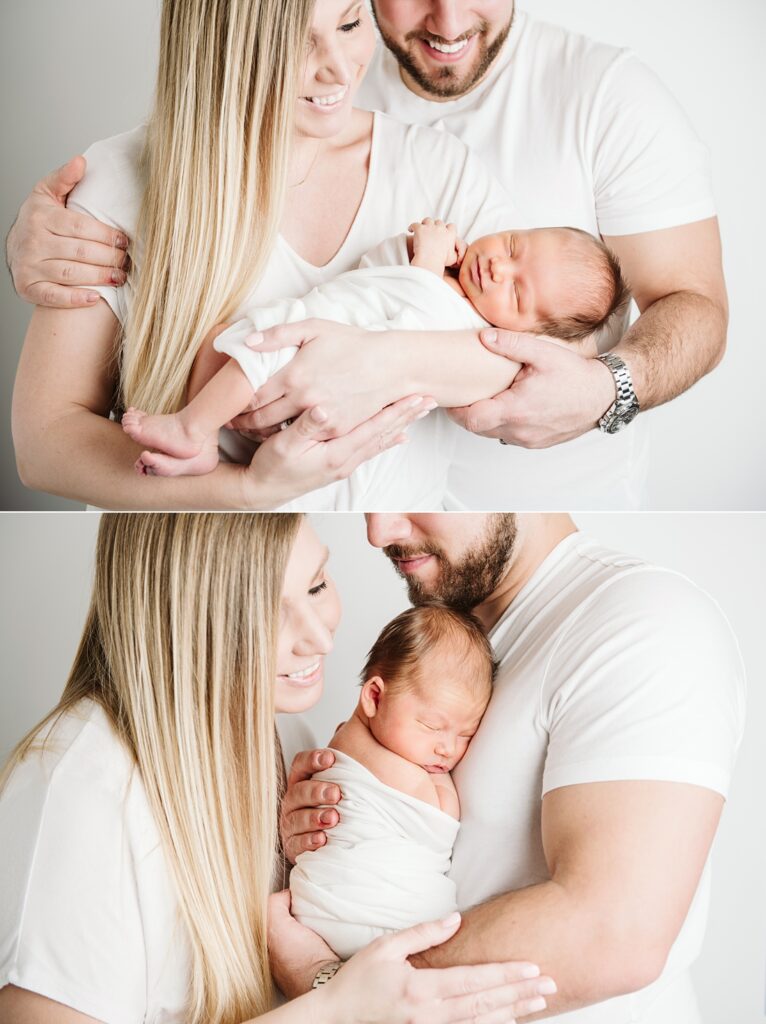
top-left (122, 407), bottom-right (208, 459)
top-left (135, 439), bottom-right (220, 478)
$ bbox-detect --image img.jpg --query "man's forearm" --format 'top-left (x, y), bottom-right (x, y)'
top-left (612, 289), bottom-right (727, 411)
top-left (411, 880), bottom-right (664, 1019)
top-left (390, 328), bottom-right (520, 407)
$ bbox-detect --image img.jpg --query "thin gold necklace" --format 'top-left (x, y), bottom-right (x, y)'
top-left (289, 140), bottom-right (323, 188)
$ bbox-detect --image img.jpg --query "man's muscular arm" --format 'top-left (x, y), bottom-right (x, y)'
top-left (451, 217), bottom-right (728, 447)
top-left (410, 779), bottom-right (723, 1018)
top-left (605, 216), bottom-right (728, 409)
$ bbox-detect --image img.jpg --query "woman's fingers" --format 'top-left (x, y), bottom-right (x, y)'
top-left (423, 976), bottom-right (554, 1022)
top-left (418, 962), bottom-right (545, 1001)
top-left (378, 912), bottom-right (463, 959)
top-left (327, 395), bottom-right (437, 476)
top-left (286, 748), bottom-right (337, 788)
top-left (235, 394), bottom-right (302, 434)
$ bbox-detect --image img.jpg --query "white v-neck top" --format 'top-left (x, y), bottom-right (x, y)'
top-left (69, 111), bottom-right (516, 509)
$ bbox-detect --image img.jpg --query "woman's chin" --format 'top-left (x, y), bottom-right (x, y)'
top-left (275, 676), bottom-right (324, 715)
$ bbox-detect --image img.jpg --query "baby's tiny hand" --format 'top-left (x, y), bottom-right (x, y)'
top-left (408, 218), bottom-right (459, 270)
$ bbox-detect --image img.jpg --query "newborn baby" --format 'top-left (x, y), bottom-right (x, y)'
top-left (121, 218), bottom-right (629, 477)
top-left (288, 602), bottom-right (496, 959)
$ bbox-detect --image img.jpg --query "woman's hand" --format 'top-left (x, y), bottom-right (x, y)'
top-left (228, 320), bottom-right (414, 438)
top-left (318, 914), bottom-right (555, 1024)
top-left (241, 395), bottom-right (435, 509)
top-left (280, 748), bottom-right (341, 864)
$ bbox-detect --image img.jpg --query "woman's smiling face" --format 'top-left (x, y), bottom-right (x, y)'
top-left (275, 520), bottom-right (341, 714)
top-left (295, 1), bottom-right (376, 140)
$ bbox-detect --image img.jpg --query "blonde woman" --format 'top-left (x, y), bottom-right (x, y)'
top-left (0, 513), bottom-right (554, 1024)
top-left (11, 0), bottom-right (516, 511)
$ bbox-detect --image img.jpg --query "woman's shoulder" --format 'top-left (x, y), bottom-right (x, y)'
top-left (1, 700), bottom-right (155, 847)
top-left (0, 701), bottom-right (180, 1022)
top-left (68, 123), bottom-right (148, 232)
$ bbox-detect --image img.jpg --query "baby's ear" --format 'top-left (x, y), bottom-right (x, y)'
top-left (360, 676), bottom-right (385, 717)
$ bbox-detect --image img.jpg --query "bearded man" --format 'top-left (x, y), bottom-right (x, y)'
top-left (278, 513), bottom-right (745, 1022)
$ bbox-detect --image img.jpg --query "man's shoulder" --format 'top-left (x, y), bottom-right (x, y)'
top-left (553, 538), bottom-right (738, 653)
top-left (513, 9), bottom-right (629, 78)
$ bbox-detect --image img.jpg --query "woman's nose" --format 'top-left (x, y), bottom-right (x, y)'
top-left (294, 611), bottom-right (335, 657)
top-left (313, 40), bottom-right (352, 87)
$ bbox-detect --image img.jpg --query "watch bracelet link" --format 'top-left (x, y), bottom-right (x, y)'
top-left (312, 960), bottom-right (345, 989)
top-left (597, 352), bottom-right (639, 433)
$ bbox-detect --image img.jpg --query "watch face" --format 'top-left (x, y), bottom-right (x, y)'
top-left (606, 402), bottom-right (639, 434)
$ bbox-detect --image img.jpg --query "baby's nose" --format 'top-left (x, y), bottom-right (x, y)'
top-left (489, 255), bottom-right (510, 281)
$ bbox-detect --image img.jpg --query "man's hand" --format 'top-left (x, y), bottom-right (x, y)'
top-left (267, 890), bottom-right (339, 999)
top-left (409, 218), bottom-right (466, 274)
top-left (448, 329), bottom-right (615, 448)
top-left (280, 748), bottom-right (341, 864)
top-left (7, 156), bottom-right (129, 308)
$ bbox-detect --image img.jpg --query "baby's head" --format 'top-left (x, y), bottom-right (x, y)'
top-left (357, 603), bottom-right (496, 774)
top-left (458, 227), bottom-right (630, 342)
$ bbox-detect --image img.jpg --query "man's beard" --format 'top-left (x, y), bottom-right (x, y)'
top-left (372, 8), bottom-right (514, 100)
top-left (384, 514), bottom-right (517, 612)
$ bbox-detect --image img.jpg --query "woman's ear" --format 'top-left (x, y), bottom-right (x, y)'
top-left (360, 676), bottom-right (385, 718)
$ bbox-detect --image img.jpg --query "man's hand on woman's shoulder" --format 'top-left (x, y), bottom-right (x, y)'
top-left (7, 156), bottom-right (129, 309)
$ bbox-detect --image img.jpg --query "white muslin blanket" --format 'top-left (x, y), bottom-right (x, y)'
top-left (213, 259), bottom-right (487, 393)
top-left (289, 750), bottom-right (460, 959)
top-left (212, 249), bottom-right (487, 511)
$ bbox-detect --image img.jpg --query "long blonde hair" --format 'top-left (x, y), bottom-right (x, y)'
top-left (122, 0), bottom-right (314, 414)
top-left (1, 512), bottom-right (303, 1024)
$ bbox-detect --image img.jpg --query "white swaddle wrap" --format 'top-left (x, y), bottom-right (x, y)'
top-left (212, 239), bottom-right (487, 511)
top-left (213, 258), bottom-right (487, 393)
top-left (289, 750), bottom-right (460, 959)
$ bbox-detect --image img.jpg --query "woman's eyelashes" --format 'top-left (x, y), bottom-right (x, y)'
top-left (340, 18), bottom-right (362, 34)
top-left (308, 579), bottom-right (329, 597)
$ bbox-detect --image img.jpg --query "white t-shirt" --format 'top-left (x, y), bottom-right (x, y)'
top-left (449, 533), bottom-right (746, 1023)
top-left (357, 10), bottom-right (717, 510)
top-left (0, 701), bottom-right (313, 1023)
top-left (68, 112), bottom-right (515, 511)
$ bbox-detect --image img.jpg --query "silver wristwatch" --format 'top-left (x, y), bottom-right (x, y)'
top-left (312, 961), bottom-right (344, 989)
top-left (597, 352), bottom-right (640, 434)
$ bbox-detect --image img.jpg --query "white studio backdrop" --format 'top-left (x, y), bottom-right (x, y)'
top-left (1, 0), bottom-right (765, 510)
top-left (0, 511), bottom-right (764, 1022)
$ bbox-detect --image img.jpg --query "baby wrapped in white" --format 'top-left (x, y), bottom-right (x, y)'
top-left (289, 750), bottom-right (460, 959)
top-left (213, 234), bottom-right (488, 392)
top-left (212, 235), bottom-right (487, 510)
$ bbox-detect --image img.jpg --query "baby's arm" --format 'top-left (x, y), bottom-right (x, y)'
top-left (409, 218), bottom-right (466, 278)
top-left (432, 773), bottom-right (460, 820)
